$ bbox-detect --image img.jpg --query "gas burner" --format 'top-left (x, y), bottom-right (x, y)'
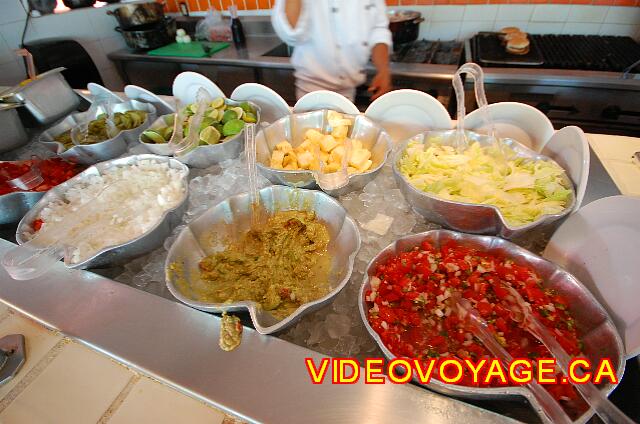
top-left (392, 40), bottom-right (463, 65)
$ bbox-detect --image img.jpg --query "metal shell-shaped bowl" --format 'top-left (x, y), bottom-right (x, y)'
top-left (359, 230), bottom-right (625, 424)
top-left (138, 99), bottom-right (261, 169)
top-left (165, 185), bottom-right (361, 334)
top-left (393, 130), bottom-right (576, 239)
top-left (39, 100), bottom-right (157, 165)
top-left (256, 110), bottom-right (392, 197)
top-left (16, 154), bottom-right (189, 270)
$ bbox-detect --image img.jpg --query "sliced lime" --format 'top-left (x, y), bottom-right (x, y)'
top-left (210, 97), bottom-right (225, 109)
top-left (207, 109), bottom-right (219, 120)
top-left (200, 125), bottom-right (221, 145)
top-left (188, 103), bottom-right (199, 114)
top-left (164, 114), bottom-right (175, 126)
top-left (200, 117), bottom-right (215, 132)
top-left (221, 109), bottom-right (238, 124)
top-left (239, 101), bottom-right (255, 114)
top-left (243, 112), bottom-right (257, 123)
top-left (230, 107), bottom-right (244, 120)
top-left (222, 119), bottom-right (245, 137)
top-left (142, 130), bottom-right (165, 144)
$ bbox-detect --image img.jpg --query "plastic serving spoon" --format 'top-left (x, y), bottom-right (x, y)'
top-left (2, 158), bottom-right (43, 191)
top-left (313, 111), bottom-right (352, 191)
top-left (244, 122), bottom-right (263, 228)
top-left (501, 285), bottom-right (634, 424)
top-left (1, 180), bottom-right (129, 281)
top-left (452, 292), bottom-right (572, 424)
top-left (172, 88), bottom-right (209, 157)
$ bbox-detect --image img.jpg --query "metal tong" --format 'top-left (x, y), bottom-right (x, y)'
top-left (1, 180), bottom-right (130, 281)
top-left (500, 284), bottom-right (634, 424)
top-left (452, 292), bottom-right (573, 424)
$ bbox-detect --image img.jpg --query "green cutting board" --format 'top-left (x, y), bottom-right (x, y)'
top-left (147, 42), bottom-right (230, 58)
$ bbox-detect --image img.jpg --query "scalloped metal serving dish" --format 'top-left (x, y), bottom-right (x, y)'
top-left (165, 185), bottom-right (361, 334)
top-left (392, 130), bottom-right (576, 239)
top-left (256, 110), bottom-right (392, 197)
top-left (39, 100), bottom-right (157, 165)
top-left (359, 230), bottom-right (625, 424)
top-left (16, 154), bottom-right (189, 270)
top-left (138, 99), bottom-right (261, 169)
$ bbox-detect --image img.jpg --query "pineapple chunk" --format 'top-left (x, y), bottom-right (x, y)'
top-left (296, 140), bottom-right (313, 153)
top-left (324, 162), bottom-right (341, 173)
top-left (320, 135), bottom-right (339, 152)
top-left (305, 129), bottom-right (324, 144)
top-left (327, 110), bottom-right (352, 127)
top-left (275, 141), bottom-right (293, 152)
top-left (349, 148), bottom-right (371, 169)
top-left (297, 151), bottom-right (315, 169)
top-left (347, 166), bottom-right (359, 175)
top-left (351, 139), bottom-right (363, 150)
top-left (270, 150), bottom-right (285, 168)
top-left (329, 145), bottom-right (346, 164)
top-left (331, 125), bottom-right (349, 139)
top-left (283, 151), bottom-right (297, 168)
top-left (358, 159), bottom-right (373, 172)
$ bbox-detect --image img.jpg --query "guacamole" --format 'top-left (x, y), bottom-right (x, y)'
top-left (198, 210), bottom-right (332, 319)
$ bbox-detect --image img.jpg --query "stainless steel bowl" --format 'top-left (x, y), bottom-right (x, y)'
top-left (16, 154), bottom-right (189, 269)
top-left (165, 185), bottom-right (361, 334)
top-left (0, 160), bottom-right (44, 225)
top-left (39, 100), bottom-right (157, 165)
top-left (256, 110), bottom-right (392, 197)
top-left (4, 68), bottom-right (80, 125)
top-left (138, 100), bottom-right (261, 169)
top-left (359, 230), bottom-right (625, 424)
top-left (392, 130), bottom-right (576, 239)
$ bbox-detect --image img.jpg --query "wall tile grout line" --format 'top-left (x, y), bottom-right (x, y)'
top-left (96, 373), bottom-right (141, 424)
top-left (0, 338), bottom-right (70, 413)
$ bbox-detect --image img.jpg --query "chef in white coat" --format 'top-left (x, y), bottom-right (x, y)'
top-left (272, 0), bottom-right (392, 101)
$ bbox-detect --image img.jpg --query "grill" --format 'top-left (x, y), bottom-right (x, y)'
top-left (472, 33), bottom-right (640, 73)
top-left (392, 40), bottom-right (464, 65)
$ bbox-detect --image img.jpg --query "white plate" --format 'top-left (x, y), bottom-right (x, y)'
top-left (87, 82), bottom-right (123, 103)
top-left (464, 102), bottom-right (554, 153)
top-left (543, 195), bottom-right (640, 359)
top-left (293, 90), bottom-right (360, 115)
top-left (172, 72), bottom-right (225, 105)
top-left (541, 126), bottom-right (590, 210)
top-left (124, 85), bottom-right (175, 115)
top-left (231, 83), bottom-right (291, 124)
top-left (365, 89), bottom-right (452, 143)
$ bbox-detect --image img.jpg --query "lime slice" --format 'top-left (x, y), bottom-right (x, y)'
top-left (200, 117), bottom-right (215, 132)
top-left (239, 101), bottom-right (255, 114)
top-left (221, 109), bottom-right (238, 124)
top-left (161, 126), bottom-right (173, 141)
top-left (243, 112), bottom-right (257, 123)
top-left (142, 130), bottom-right (165, 144)
top-left (222, 119), bottom-right (245, 137)
top-left (207, 109), bottom-right (219, 120)
top-left (230, 107), bottom-right (244, 120)
top-left (188, 103), bottom-right (199, 114)
top-left (200, 126), bottom-right (221, 145)
top-left (210, 98), bottom-right (225, 109)
top-left (164, 114), bottom-right (175, 126)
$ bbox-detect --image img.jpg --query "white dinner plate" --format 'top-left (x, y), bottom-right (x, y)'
top-left (172, 72), bottom-right (225, 105)
top-left (541, 126), bottom-right (590, 210)
top-left (365, 89), bottom-right (452, 143)
top-left (231, 83), bottom-right (291, 124)
top-left (124, 84), bottom-right (175, 115)
top-left (293, 90), bottom-right (360, 115)
top-left (464, 102), bottom-right (554, 153)
top-left (87, 82), bottom-right (123, 103)
top-left (543, 195), bottom-right (640, 359)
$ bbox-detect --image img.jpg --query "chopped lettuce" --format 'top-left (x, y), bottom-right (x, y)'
top-left (398, 141), bottom-right (572, 227)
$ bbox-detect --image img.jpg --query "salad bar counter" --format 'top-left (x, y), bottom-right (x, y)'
top-left (0, 65), bottom-right (636, 423)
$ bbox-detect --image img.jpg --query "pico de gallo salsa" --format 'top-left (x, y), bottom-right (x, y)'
top-left (365, 239), bottom-right (584, 406)
top-left (0, 158), bottom-right (83, 196)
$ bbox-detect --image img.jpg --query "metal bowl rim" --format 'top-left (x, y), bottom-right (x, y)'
top-left (164, 185), bottom-right (362, 334)
top-left (392, 129), bottom-right (576, 231)
top-left (358, 229), bottom-right (625, 421)
top-left (16, 154), bottom-right (189, 269)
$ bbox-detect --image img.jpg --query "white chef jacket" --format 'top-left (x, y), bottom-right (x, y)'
top-left (272, 0), bottom-right (392, 99)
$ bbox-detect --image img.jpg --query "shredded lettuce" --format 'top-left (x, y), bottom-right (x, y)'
top-left (399, 141), bottom-right (572, 227)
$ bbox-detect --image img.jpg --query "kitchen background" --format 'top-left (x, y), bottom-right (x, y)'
top-left (0, 0), bottom-right (638, 90)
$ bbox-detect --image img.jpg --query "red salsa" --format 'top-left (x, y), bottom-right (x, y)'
top-left (0, 158), bottom-right (83, 196)
top-left (365, 240), bottom-right (584, 406)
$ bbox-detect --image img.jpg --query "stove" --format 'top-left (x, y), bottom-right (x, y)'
top-left (392, 39), bottom-right (464, 65)
top-left (467, 34), bottom-right (640, 136)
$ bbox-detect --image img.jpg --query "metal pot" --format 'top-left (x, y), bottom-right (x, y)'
top-left (388, 10), bottom-right (425, 45)
top-left (62, 0), bottom-right (96, 9)
top-left (116, 18), bottom-right (176, 51)
top-left (0, 104), bottom-right (29, 154)
top-left (107, 2), bottom-right (165, 30)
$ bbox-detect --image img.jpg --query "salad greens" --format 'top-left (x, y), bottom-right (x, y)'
top-left (398, 139), bottom-right (573, 227)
